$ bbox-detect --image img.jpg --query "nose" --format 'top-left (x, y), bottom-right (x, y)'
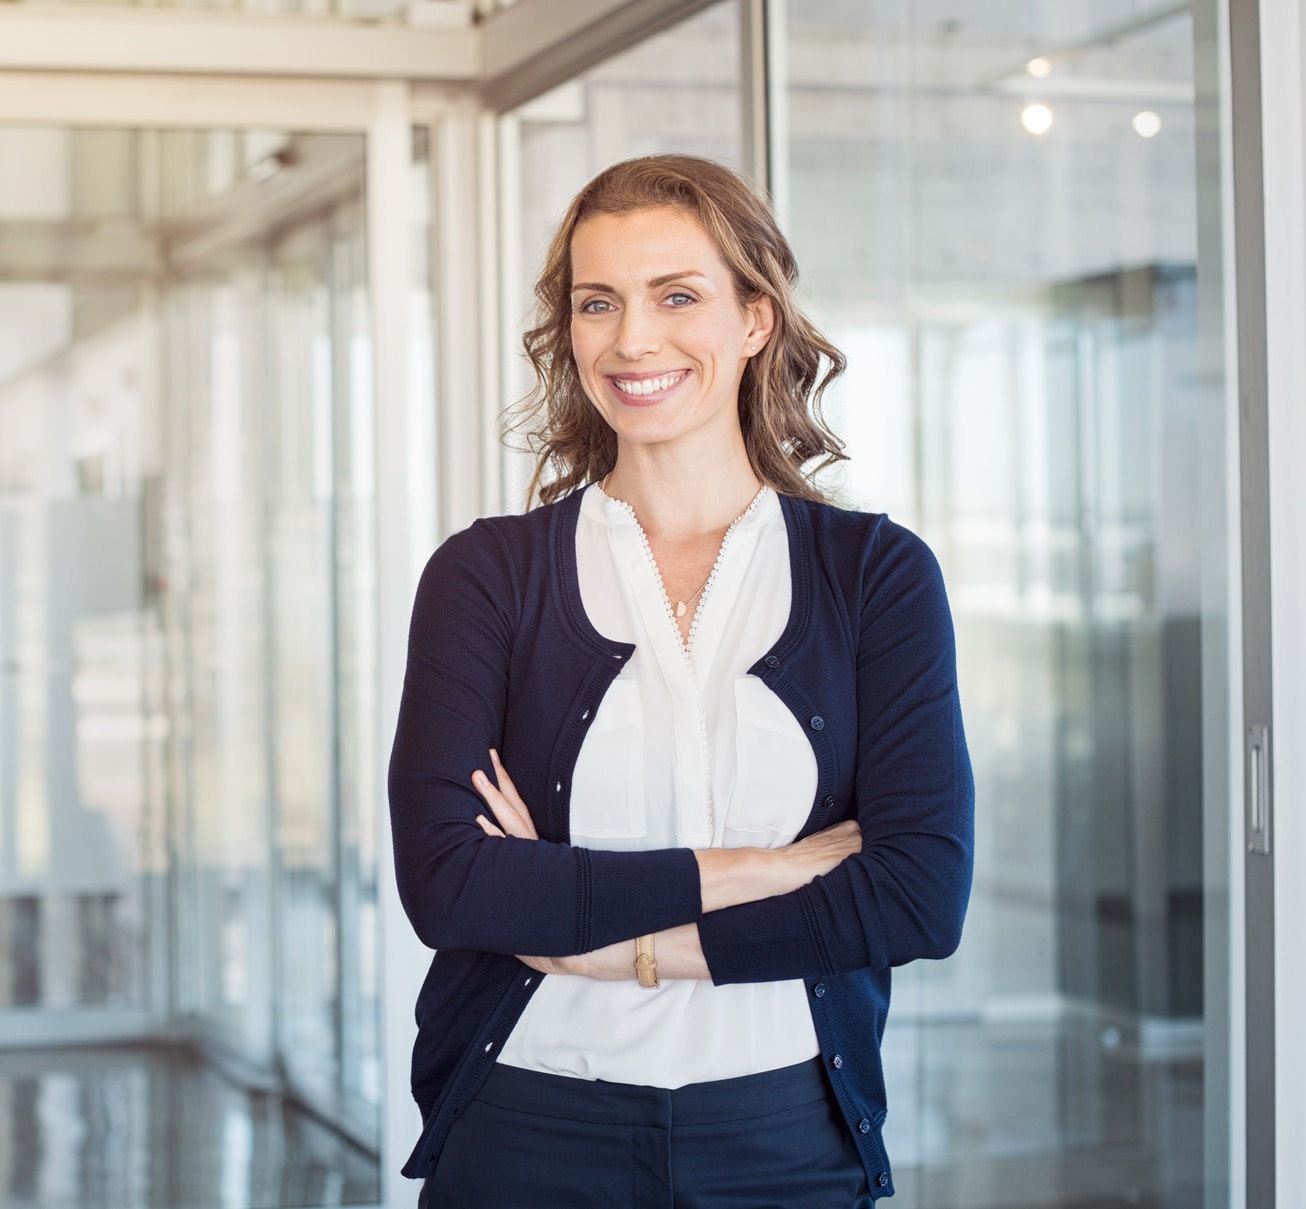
top-left (613, 305), bottom-right (659, 361)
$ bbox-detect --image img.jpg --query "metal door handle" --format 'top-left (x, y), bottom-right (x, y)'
top-left (1247, 724), bottom-right (1272, 856)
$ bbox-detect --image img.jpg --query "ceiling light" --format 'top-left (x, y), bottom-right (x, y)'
top-left (1026, 57), bottom-right (1052, 79)
top-left (1132, 110), bottom-right (1162, 138)
top-left (1022, 103), bottom-right (1054, 135)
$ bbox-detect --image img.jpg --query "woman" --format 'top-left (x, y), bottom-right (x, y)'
top-left (389, 154), bottom-right (974, 1207)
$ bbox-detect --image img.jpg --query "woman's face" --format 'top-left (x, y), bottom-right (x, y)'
top-left (568, 206), bottom-right (772, 458)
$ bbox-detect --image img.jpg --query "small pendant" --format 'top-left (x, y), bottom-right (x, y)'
top-left (676, 601), bottom-right (687, 618)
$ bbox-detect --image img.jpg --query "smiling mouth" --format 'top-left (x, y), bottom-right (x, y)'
top-left (610, 370), bottom-right (689, 398)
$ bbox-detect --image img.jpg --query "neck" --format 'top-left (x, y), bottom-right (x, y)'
top-left (603, 438), bottom-right (760, 540)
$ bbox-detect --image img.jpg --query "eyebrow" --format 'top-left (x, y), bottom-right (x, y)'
top-left (570, 270), bottom-right (708, 294)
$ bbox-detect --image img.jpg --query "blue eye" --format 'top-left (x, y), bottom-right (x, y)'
top-left (666, 292), bottom-right (696, 306)
top-left (577, 298), bottom-right (613, 314)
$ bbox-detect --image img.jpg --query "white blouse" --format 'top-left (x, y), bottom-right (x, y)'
top-left (497, 483), bottom-right (820, 1087)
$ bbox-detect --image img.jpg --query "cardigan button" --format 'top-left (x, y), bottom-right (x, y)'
top-left (823, 795), bottom-right (836, 809)
top-left (858, 1118), bottom-right (871, 1134)
top-left (812, 982), bottom-right (826, 998)
top-left (831, 1054), bottom-right (843, 1070)
top-left (764, 655), bottom-right (780, 669)
top-left (877, 1173), bottom-right (890, 1188)
top-left (810, 715), bottom-right (825, 731)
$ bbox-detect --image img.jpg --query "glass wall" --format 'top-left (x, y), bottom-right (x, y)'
top-left (0, 129), bottom-right (163, 1031)
top-left (163, 159), bottom-right (383, 1140)
top-left (498, 1), bottom-right (1221, 1206)
top-left (0, 123), bottom-right (404, 1203)
top-left (779, 3), bottom-right (1211, 1207)
top-left (158, 130), bottom-right (387, 1151)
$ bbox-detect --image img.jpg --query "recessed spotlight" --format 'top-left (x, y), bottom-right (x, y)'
top-left (1022, 103), bottom-right (1054, 135)
top-left (1026, 57), bottom-right (1052, 79)
top-left (1132, 110), bottom-right (1162, 138)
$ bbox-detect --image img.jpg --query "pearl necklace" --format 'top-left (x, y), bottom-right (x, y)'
top-left (597, 475), bottom-right (767, 631)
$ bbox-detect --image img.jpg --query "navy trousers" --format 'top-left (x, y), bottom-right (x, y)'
top-left (419, 1057), bottom-right (872, 1209)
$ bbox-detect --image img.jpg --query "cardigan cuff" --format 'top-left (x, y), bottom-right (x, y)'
top-left (697, 887), bottom-right (825, 985)
top-left (585, 845), bottom-right (703, 950)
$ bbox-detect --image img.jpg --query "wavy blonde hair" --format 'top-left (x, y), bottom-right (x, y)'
top-left (507, 154), bottom-right (847, 505)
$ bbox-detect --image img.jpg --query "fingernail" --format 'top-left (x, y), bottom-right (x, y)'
top-left (489, 748), bottom-right (501, 763)
top-left (472, 770), bottom-right (485, 785)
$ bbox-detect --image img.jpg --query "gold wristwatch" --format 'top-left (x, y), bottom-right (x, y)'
top-left (635, 934), bottom-right (659, 989)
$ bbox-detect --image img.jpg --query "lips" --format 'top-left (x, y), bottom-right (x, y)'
top-left (607, 370), bottom-right (690, 402)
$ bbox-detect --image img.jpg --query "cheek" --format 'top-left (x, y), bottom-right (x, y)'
top-left (570, 317), bottom-right (603, 353)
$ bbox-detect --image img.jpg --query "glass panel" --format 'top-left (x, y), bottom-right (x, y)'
top-left (267, 221), bottom-right (341, 1093)
top-left (0, 123), bottom-right (384, 1201)
top-left (170, 259), bottom-right (276, 1057)
top-left (779, 4), bottom-right (1218, 1208)
top-left (0, 124), bottom-right (163, 1021)
top-left (333, 194), bottom-right (385, 1117)
top-left (498, 0), bottom-right (743, 506)
top-left (163, 133), bottom-right (383, 1150)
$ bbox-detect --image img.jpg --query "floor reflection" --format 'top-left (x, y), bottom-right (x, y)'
top-left (0, 1020), bottom-right (1201, 1209)
top-left (884, 1015), bottom-right (1203, 1209)
top-left (0, 1044), bottom-right (379, 1209)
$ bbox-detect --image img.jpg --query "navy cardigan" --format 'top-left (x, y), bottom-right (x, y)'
top-left (388, 488), bottom-right (974, 1197)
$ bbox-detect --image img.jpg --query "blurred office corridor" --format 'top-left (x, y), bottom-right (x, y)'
top-left (0, 126), bottom-right (391, 1198)
top-left (1, 0), bottom-right (1290, 1206)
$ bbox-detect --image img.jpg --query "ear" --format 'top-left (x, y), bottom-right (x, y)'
top-left (744, 295), bottom-right (776, 355)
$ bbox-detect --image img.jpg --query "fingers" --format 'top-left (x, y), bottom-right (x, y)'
top-left (779, 817), bottom-right (861, 881)
top-left (813, 819), bottom-right (861, 854)
top-left (476, 814), bottom-right (506, 837)
top-left (488, 751), bottom-right (539, 836)
top-left (489, 749), bottom-right (517, 797)
top-left (471, 769), bottom-right (525, 836)
top-left (518, 954), bottom-right (564, 975)
top-left (471, 751), bottom-right (540, 840)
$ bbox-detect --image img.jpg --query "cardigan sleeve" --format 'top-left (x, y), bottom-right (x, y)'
top-left (697, 520), bottom-right (974, 983)
top-left (388, 520), bottom-right (703, 957)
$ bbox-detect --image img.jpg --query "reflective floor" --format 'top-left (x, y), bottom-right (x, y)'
top-left (0, 1045), bottom-right (380, 1209)
top-left (883, 1015), bottom-right (1204, 1209)
top-left (0, 1021), bottom-right (1200, 1209)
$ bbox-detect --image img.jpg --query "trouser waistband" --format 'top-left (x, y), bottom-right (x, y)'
top-left (477, 1057), bottom-right (830, 1129)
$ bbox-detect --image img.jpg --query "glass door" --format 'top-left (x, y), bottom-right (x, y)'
top-left (776, 4), bottom-right (1219, 1207)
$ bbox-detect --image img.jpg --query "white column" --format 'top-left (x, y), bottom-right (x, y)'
top-left (435, 96), bottom-right (494, 537)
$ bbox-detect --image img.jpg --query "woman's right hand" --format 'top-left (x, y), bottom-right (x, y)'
top-left (695, 819), bottom-right (861, 913)
top-left (472, 749), bottom-right (539, 840)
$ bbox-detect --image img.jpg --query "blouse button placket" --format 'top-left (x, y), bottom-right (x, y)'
top-left (597, 483), bottom-right (770, 833)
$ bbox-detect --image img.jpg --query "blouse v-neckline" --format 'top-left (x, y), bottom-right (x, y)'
top-left (593, 481), bottom-right (772, 656)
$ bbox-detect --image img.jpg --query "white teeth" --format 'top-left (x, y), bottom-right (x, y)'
top-left (615, 372), bottom-right (681, 395)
